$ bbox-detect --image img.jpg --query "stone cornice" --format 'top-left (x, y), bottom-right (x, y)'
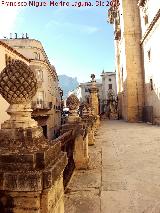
top-left (141, 9), bottom-right (160, 44)
top-left (30, 59), bottom-right (58, 80)
top-left (0, 40), bottom-right (30, 62)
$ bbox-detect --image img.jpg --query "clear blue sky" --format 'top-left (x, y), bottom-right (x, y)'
top-left (0, 2), bottom-right (115, 82)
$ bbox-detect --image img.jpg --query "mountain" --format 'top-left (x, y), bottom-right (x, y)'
top-left (58, 75), bottom-right (79, 98)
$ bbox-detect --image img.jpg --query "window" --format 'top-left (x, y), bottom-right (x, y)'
top-left (37, 91), bottom-right (44, 103)
top-left (109, 84), bottom-right (112, 89)
top-left (144, 14), bottom-right (148, 25)
top-left (34, 52), bottom-right (40, 60)
top-left (8, 56), bottom-right (11, 64)
top-left (5, 54), bottom-right (15, 66)
top-left (147, 49), bottom-right (151, 62)
top-left (37, 70), bottom-right (43, 81)
top-left (121, 67), bottom-right (123, 82)
top-left (150, 79), bottom-right (153, 91)
top-left (85, 88), bottom-right (89, 92)
top-left (109, 78), bottom-right (112, 82)
top-left (5, 54), bottom-right (8, 65)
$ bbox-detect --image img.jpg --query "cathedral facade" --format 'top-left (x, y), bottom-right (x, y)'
top-left (108, 0), bottom-right (160, 123)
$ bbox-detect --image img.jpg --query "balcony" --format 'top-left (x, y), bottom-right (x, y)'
top-left (114, 27), bottom-right (121, 40)
top-left (32, 101), bottom-right (52, 110)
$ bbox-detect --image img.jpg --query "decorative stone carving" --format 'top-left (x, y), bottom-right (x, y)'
top-left (80, 102), bottom-right (92, 118)
top-left (0, 60), bottom-right (39, 133)
top-left (88, 74), bottom-right (100, 129)
top-left (66, 94), bottom-right (80, 123)
top-left (91, 73), bottom-right (96, 82)
top-left (66, 94), bottom-right (80, 110)
top-left (0, 60), bottom-right (37, 104)
top-left (0, 60), bottom-right (67, 213)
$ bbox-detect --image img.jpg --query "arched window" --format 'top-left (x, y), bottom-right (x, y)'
top-left (8, 56), bottom-right (12, 64)
top-left (34, 52), bottom-right (39, 60)
top-left (144, 14), bottom-right (148, 25)
top-left (37, 69), bottom-right (43, 81)
top-left (5, 54), bottom-right (8, 65)
top-left (147, 49), bottom-right (151, 62)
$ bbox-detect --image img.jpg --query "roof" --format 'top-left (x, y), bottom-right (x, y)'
top-left (138, 0), bottom-right (146, 7)
top-left (101, 72), bottom-right (116, 76)
top-left (0, 40), bottom-right (30, 62)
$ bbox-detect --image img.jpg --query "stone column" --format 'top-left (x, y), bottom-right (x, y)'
top-left (0, 60), bottom-right (67, 213)
top-left (89, 74), bottom-right (100, 129)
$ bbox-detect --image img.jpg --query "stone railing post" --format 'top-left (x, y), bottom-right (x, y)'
top-left (89, 74), bottom-right (100, 129)
top-left (0, 60), bottom-right (67, 213)
top-left (73, 124), bottom-right (89, 169)
top-left (63, 94), bottom-right (89, 169)
top-left (80, 102), bottom-right (95, 145)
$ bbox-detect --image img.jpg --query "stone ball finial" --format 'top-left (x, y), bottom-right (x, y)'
top-left (66, 94), bottom-right (80, 110)
top-left (0, 60), bottom-right (37, 104)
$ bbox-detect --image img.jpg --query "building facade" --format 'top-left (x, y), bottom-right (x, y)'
top-left (79, 81), bottom-right (102, 105)
top-left (101, 71), bottom-right (117, 112)
top-left (108, 0), bottom-right (160, 123)
top-left (138, 0), bottom-right (160, 124)
top-left (71, 72), bottom-right (116, 114)
top-left (0, 38), bottom-right (61, 139)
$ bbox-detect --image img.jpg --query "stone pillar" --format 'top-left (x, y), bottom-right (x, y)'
top-left (74, 125), bottom-right (89, 169)
top-left (81, 103), bottom-right (95, 146)
top-left (64, 95), bottom-right (89, 169)
top-left (89, 74), bottom-right (100, 129)
top-left (0, 60), bottom-right (67, 213)
top-left (87, 120), bottom-right (95, 145)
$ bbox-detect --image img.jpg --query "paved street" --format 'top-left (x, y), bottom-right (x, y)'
top-left (65, 120), bottom-right (160, 213)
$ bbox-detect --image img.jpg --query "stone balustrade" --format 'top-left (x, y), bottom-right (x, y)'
top-left (0, 62), bottom-right (99, 212)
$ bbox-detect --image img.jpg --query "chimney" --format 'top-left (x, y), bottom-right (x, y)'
top-left (26, 33), bottom-right (29, 39)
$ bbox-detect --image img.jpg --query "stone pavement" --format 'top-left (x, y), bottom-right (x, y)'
top-left (64, 120), bottom-right (160, 213)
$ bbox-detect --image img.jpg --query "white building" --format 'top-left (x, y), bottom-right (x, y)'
top-left (138, 0), bottom-right (160, 124)
top-left (72, 71), bottom-right (117, 114)
top-left (100, 71), bottom-right (117, 113)
top-left (101, 71), bottom-right (117, 101)
top-left (68, 87), bottom-right (82, 101)
top-left (79, 81), bottom-right (102, 104)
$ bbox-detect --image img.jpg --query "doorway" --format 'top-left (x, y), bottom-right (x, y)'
top-left (42, 125), bottom-right (47, 138)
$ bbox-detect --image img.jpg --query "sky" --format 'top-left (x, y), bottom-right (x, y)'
top-left (0, 0), bottom-right (115, 82)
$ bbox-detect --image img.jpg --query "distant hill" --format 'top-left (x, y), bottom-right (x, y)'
top-left (58, 75), bottom-right (79, 98)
